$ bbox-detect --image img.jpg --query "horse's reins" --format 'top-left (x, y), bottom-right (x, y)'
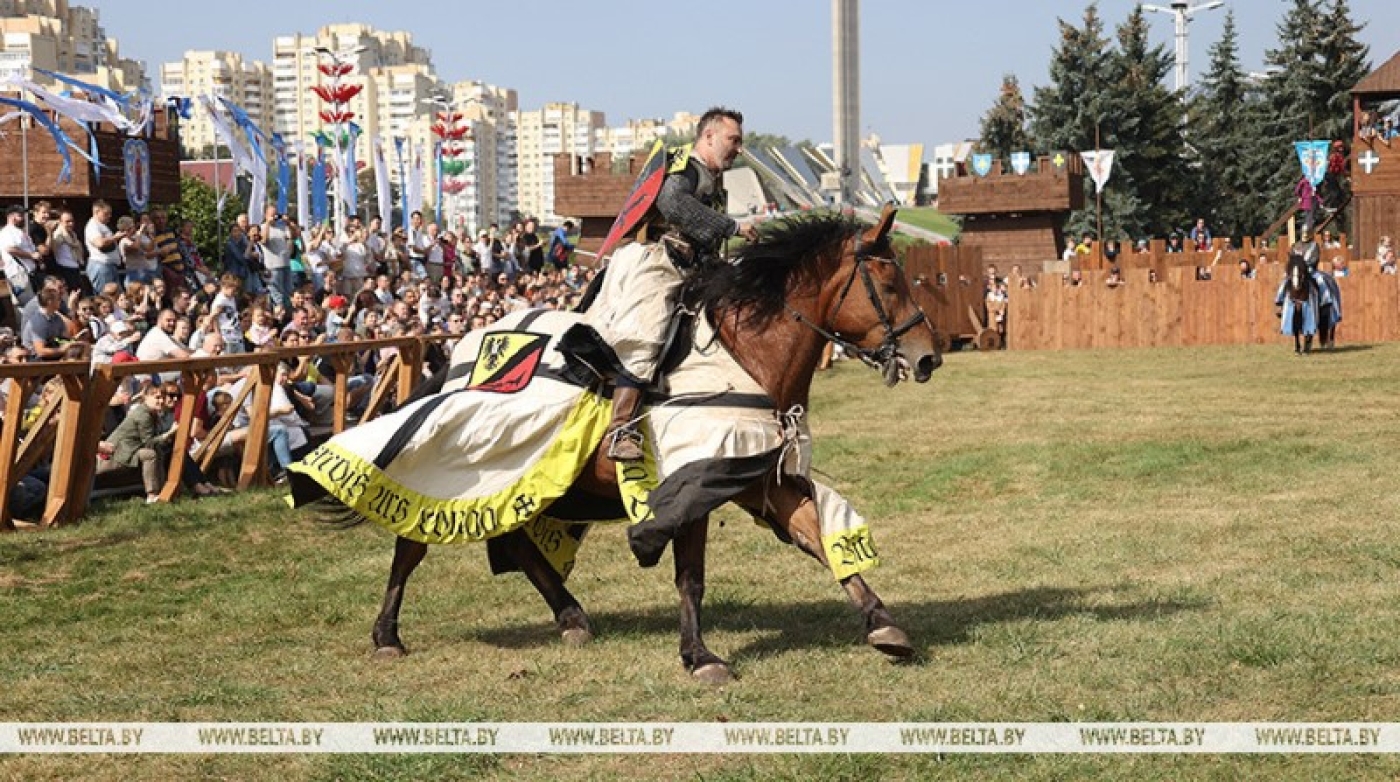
top-left (784, 234), bottom-right (927, 385)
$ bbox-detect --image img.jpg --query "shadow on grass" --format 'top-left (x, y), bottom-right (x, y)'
top-left (466, 585), bottom-right (1208, 663)
top-left (0, 527), bottom-right (147, 565)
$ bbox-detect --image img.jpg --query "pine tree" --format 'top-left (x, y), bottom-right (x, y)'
top-left (1189, 10), bottom-right (1264, 236)
top-left (1028, 3), bottom-right (1113, 154)
top-left (976, 75), bottom-right (1033, 163)
top-left (1094, 6), bottom-right (1192, 240)
top-left (1258, 0), bottom-right (1327, 221)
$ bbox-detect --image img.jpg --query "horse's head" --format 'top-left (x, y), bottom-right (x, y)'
top-left (825, 206), bottom-right (942, 385)
top-left (1286, 251), bottom-right (1311, 303)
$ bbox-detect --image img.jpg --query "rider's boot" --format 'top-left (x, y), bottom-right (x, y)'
top-left (606, 384), bottom-right (646, 462)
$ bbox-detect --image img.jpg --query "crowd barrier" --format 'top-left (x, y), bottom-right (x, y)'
top-left (0, 335), bottom-right (453, 530)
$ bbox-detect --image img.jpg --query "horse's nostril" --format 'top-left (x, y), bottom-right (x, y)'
top-left (915, 354), bottom-right (940, 379)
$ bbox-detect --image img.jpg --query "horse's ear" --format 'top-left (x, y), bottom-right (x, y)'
top-left (863, 203), bottom-right (898, 245)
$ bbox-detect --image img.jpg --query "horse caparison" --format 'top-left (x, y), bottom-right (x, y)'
top-left (348, 207), bottom-right (941, 684)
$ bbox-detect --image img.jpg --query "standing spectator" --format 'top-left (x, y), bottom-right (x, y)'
top-left (423, 222), bottom-right (444, 282)
top-left (365, 216), bottom-right (388, 277)
top-left (406, 210), bottom-right (430, 278)
top-left (1, 205), bottom-right (39, 303)
top-left (521, 218), bottom-right (544, 273)
top-left (1188, 218), bottom-right (1212, 251)
top-left (178, 219), bottom-right (212, 287)
top-left (27, 201), bottom-right (53, 288)
top-left (547, 221), bottom-right (574, 270)
top-left (49, 209), bottom-right (86, 293)
top-left (222, 214), bottom-right (265, 297)
top-left (261, 206), bottom-right (298, 308)
top-left (150, 209), bottom-right (188, 293)
top-left (85, 200), bottom-right (125, 294)
top-left (120, 215), bottom-right (157, 284)
top-left (338, 217), bottom-right (369, 295)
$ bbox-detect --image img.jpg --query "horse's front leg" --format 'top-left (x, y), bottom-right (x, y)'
top-left (373, 535), bottom-right (428, 658)
top-left (736, 480), bottom-right (914, 659)
top-left (673, 515), bottom-right (732, 684)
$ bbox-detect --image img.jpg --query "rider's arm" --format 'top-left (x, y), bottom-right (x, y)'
top-left (654, 166), bottom-right (738, 250)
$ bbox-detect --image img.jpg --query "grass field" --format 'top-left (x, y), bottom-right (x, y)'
top-left (5, 341), bottom-right (1400, 779)
top-left (892, 207), bottom-right (960, 241)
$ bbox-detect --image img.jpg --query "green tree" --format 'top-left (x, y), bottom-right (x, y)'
top-left (1257, 0), bottom-right (1328, 219)
top-left (976, 75), bottom-right (1033, 163)
top-left (1087, 5), bottom-right (1191, 240)
top-left (176, 175), bottom-right (244, 272)
top-left (1029, 3), bottom-right (1113, 154)
top-left (1189, 10), bottom-right (1265, 237)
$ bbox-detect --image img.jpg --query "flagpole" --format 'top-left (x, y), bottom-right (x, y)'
top-left (21, 91), bottom-right (30, 221)
top-left (1094, 122), bottom-right (1103, 269)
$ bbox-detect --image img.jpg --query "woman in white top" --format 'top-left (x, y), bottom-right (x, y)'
top-left (301, 224), bottom-right (334, 294)
top-left (119, 215), bottom-right (159, 284)
top-left (339, 224), bottom-right (369, 295)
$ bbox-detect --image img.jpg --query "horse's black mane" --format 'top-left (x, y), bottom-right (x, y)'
top-left (686, 212), bottom-right (876, 321)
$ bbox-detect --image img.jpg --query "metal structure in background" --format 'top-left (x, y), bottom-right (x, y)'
top-left (831, 0), bottom-right (859, 206)
top-left (1143, 0), bottom-right (1226, 93)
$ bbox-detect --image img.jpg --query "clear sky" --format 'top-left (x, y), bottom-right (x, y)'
top-left (98, 0), bottom-right (1398, 147)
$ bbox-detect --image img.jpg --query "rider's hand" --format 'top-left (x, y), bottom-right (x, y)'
top-left (739, 223), bottom-right (759, 243)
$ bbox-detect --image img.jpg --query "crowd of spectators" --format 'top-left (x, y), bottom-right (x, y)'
top-left (0, 200), bottom-right (586, 507)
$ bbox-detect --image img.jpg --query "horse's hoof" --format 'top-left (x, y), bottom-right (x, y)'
top-left (692, 662), bottom-right (734, 685)
top-left (867, 626), bottom-right (915, 659)
top-left (372, 646), bottom-right (408, 660)
top-left (561, 627), bottom-right (593, 647)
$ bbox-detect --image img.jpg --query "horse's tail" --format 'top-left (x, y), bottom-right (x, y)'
top-left (301, 495), bottom-right (370, 529)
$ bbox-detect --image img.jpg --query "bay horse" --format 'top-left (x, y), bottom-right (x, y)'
top-left (334, 207), bottom-right (941, 684)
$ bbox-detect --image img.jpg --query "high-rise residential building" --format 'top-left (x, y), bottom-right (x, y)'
top-left (159, 51), bottom-right (272, 158)
top-left (271, 24), bottom-right (440, 178)
top-left (0, 0), bottom-right (147, 92)
top-left (595, 111), bottom-right (702, 160)
top-left (516, 101), bottom-right (606, 223)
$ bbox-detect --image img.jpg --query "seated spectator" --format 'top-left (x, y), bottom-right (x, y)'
top-left (1189, 218), bottom-right (1212, 251)
top-left (93, 319), bottom-right (141, 364)
top-left (1135, 239), bottom-right (1150, 255)
top-left (1239, 259), bottom-right (1255, 280)
top-left (20, 288), bottom-right (71, 361)
top-left (1166, 234), bottom-right (1184, 254)
top-left (101, 384), bottom-right (221, 503)
top-left (1332, 256), bottom-right (1350, 278)
top-left (1378, 235), bottom-right (1396, 273)
top-left (1064, 270), bottom-right (1084, 287)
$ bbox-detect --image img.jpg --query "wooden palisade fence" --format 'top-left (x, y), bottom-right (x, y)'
top-left (0, 335), bottom-right (452, 531)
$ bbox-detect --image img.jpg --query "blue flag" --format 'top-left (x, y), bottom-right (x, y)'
top-left (311, 157), bottom-right (328, 225)
top-left (1294, 140), bottom-right (1330, 188)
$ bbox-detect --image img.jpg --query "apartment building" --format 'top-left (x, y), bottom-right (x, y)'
top-left (516, 101), bottom-right (606, 223)
top-left (160, 51), bottom-right (271, 158)
top-left (0, 0), bottom-right (146, 92)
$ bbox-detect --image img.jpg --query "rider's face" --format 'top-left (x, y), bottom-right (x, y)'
top-left (702, 117), bottom-right (743, 172)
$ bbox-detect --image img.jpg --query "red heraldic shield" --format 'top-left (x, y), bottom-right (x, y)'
top-left (594, 140), bottom-right (670, 263)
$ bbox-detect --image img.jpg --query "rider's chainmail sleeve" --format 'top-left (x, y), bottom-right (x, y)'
top-left (655, 161), bottom-right (737, 253)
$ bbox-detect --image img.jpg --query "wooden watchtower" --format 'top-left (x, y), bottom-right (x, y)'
top-left (935, 154), bottom-right (1085, 268)
top-left (1351, 50), bottom-right (1400, 258)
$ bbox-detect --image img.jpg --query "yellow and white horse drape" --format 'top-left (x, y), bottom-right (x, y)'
top-left (290, 309), bottom-right (878, 581)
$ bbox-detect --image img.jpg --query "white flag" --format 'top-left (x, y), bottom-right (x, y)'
top-left (1080, 150), bottom-right (1115, 193)
top-left (372, 135), bottom-right (392, 226)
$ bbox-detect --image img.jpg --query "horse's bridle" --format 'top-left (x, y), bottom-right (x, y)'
top-left (785, 234), bottom-right (928, 383)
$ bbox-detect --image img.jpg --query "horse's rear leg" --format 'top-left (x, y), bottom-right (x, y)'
top-left (737, 481), bottom-right (914, 660)
top-left (373, 536), bottom-right (428, 658)
top-left (673, 516), bottom-right (732, 684)
top-left (495, 529), bottom-right (594, 646)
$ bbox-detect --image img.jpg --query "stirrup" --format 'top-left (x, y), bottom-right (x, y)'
top-left (607, 426), bottom-right (645, 462)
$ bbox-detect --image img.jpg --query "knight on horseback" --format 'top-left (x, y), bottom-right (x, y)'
top-left (577, 107), bottom-right (759, 462)
top-left (1275, 227), bottom-right (1336, 354)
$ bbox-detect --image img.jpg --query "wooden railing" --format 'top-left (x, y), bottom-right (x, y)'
top-left (0, 335), bottom-right (454, 531)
